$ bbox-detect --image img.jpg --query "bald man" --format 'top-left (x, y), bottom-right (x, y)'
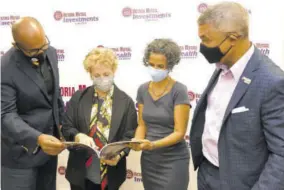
top-left (1, 17), bottom-right (65, 190)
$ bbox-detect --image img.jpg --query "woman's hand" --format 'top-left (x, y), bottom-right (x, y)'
top-left (129, 138), bottom-right (144, 151)
top-left (129, 138), bottom-right (155, 151)
top-left (101, 155), bottom-right (121, 166)
top-left (74, 133), bottom-right (98, 150)
top-left (140, 139), bottom-right (155, 151)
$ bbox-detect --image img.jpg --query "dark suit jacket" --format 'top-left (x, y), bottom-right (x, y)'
top-left (1, 47), bottom-right (64, 168)
top-left (61, 85), bottom-right (138, 190)
top-left (190, 47), bottom-right (284, 190)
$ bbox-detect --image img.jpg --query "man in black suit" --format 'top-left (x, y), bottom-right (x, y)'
top-left (1, 17), bottom-right (65, 190)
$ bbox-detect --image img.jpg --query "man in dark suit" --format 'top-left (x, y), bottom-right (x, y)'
top-left (190, 2), bottom-right (284, 190)
top-left (1, 17), bottom-right (65, 190)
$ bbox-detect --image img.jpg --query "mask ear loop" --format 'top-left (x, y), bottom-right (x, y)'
top-left (219, 35), bottom-right (235, 55)
top-left (218, 35), bottom-right (230, 46)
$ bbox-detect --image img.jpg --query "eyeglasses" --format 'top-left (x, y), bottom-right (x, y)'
top-left (15, 36), bottom-right (50, 55)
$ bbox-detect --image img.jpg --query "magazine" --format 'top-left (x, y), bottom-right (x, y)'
top-left (63, 140), bottom-right (144, 160)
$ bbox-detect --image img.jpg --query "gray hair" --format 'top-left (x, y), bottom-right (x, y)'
top-left (143, 38), bottom-right (181, 70)
top-left (198, 2), bottom-right (249, 38)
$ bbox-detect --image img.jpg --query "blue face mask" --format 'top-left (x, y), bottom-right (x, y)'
top-left (147, 66), bottom-right (169, 82)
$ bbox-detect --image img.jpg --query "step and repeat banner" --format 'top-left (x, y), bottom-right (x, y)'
top-left (1, 0), bottom-right (283, 189)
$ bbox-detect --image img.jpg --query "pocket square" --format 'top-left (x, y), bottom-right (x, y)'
top-left (232, 106), bottom-right (249, 114)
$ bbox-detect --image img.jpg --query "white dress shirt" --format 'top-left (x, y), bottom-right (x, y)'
top-left (202, 45), bottom-right (255, 167)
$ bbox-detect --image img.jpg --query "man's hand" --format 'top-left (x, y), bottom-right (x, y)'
top-left (74, 133), bottom-right (98, 150)
top-left (37, 134), bottom-right (65, 155)
top-left (101, 155), bottom-right (121, 166)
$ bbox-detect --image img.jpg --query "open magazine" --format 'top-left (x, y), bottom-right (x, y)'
top-left (63, 140), bottom-right (144, 160)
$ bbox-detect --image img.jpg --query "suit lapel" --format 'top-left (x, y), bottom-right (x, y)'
top-left (192, 69), bottom-right (222, 125)
top-left (46, 49), bottom-right (58, 101)
top-left (81, 87), bottom-right (94, 134)
top-left (15, 50), bottom-right (51, 104)
top-left (108, 85), bottom-right (125, 142)
top-left (221, 48), bottom-right (260, 127)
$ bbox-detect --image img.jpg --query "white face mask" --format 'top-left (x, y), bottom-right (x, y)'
top-left (93, 75), bottom-right (114, 92)
top-left (147, 66), bottom-right (169, 82)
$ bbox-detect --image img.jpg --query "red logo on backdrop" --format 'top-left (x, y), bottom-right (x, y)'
top-left (122, 7), bottom-right (171, 21)
top-left (256, 43), bottom-right (270, 56)
top-left (180, 45), bottom-right (198, 59)
top-left (61, 85), bottom-right (87, 97)
top-left (126, 169), bottom-right (134, 179)
top-left (122, 7), bottom-right (133, 17)
top-left (56, 49), bottom-right (65, 61)
top-left (188, 91), bottom-right (196, 101)
top-left (96, 45), bottom-right (132, 60)
top-left (188, 91), bottom-right (201, 103)
top-left (58, 166), bottom-right (66, 175)
top-left (0, 51), bottom-right (4, 56)
top-left (0, 15), bottom-right (20, 26)
top-left (198, 3), bottom-right (208, 13)
top-left (54, 11), bottom-right (63, 21)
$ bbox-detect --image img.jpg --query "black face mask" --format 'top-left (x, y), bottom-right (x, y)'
top-left (200, 36), bottom-right (232, 64)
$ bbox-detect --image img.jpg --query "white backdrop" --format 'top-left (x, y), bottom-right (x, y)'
top-left (1, 0), bottom-right (284, 189)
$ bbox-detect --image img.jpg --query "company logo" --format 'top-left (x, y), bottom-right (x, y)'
top-left (126, 169), bottom-right (133, 179)
top-left (0, 15), bottom-right (20, 26)
top-left (0, 51), bottom-right (4, 57)
top-left (180, 45), bottom-right (198, 59)
top-left (97, 45), bottom-right (132, 60)
top-left (58, 166), bottom-right (66, 175)
top-left (256, 43), bottom-right (270, 56)
top-left (61, 85), bottom-right (87, 97)
top-left (56, 49), bottom-right (65, 61)
top-left (53, 11), bottom-right (99, 24)
top-left (122, 7), bottom-right (132, 17)
top-left (185, 135), bottom-right (190, 148)
top-left (198, 3), bottom-right (208, 13)
top-left (126, 169), bottom-right (143, 182)
top-left (62, 85), bottom-right (86, 111)
top-left (122, 7), bottom-right (171, 21)
top-left (188, 91), bottom-right (201, 103)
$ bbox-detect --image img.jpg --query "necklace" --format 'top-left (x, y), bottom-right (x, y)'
top-left (150, 78), bottom-right (171, 97)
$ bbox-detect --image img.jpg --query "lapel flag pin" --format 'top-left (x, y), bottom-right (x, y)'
top-left (242, 76), bottom-right (251, 84)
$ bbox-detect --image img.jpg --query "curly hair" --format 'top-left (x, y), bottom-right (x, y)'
top-left (83, 48), bottom-right (118, 76)
top-left (143, 38), bottom-right (181, 70)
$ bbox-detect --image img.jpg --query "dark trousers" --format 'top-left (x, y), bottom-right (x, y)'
top-left (70, 179), bottom-right (109, 190)
top-left (1, 156), bottom-right (57, 190)
top-left (197, 157), bottom-right (221, 190)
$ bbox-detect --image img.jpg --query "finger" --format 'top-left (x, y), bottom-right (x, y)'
top-left (47, 136), bottom-right (62, 143)
top-left (44, 140), bottom-right (64, 148)
top-left (102, 160), bottom-right (110, 165)
top-left (42, 146), bottom-right (64, 154)
top-left (43, 149), bottom-right (62, 156)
